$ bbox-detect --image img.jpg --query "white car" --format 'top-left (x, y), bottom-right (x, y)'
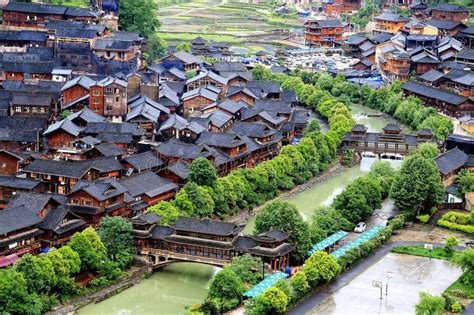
top-left (354, 222), bottom-right (367, 233)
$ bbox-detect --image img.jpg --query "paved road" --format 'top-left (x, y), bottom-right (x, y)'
top-left (289, 241), bottom-right (464, 315)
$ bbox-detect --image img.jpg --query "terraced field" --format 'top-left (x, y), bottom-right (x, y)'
top-left (156, 0), bottom-right (303, 52)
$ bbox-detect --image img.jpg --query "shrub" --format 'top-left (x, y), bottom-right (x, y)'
top-left (451, 303), bottom-right (462, 313)
top-left (437, 220), bottom-right (474, 234)
top-left (440, 212), bottom-right (471, 225)
top-left (388, 216), bottom-right (405, 230)
top-left (416, 214), bottom-right (430, 224)
top-left (444, 236), bottom-right (458, 255)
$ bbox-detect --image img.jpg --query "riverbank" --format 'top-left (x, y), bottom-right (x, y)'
top-left (52, 263), bottom-right (151, 315)
top-left (226, 160), bottom-right (344, 226)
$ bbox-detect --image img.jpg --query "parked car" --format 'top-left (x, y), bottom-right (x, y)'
top-left (354, 222), bottom-right (367, 233)
top-left (466, 240), bottom-right (474, 247)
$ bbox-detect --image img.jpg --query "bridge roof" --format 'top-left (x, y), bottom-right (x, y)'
top-left (172, 217), bottom-right (244, 236)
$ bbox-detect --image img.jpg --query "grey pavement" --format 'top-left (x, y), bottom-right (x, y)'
top-left (289, 241), bottom-right (467, 315)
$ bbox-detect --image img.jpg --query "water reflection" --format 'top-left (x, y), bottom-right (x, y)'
top-left (77, 263), bottom-right (219, 315)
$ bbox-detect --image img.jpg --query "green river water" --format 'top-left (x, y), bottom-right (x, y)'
top-left (77, 105), bottom-right (404, 315)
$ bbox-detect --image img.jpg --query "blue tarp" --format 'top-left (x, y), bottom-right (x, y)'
top-left (331, 226), bottom-right (384, 259)
top-left (243, 271), bottom-right (289, 298)
top-left (307, 230), bottom-right (348, 256)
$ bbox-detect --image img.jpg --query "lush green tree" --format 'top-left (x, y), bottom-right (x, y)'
top-left (317, 73), bottom-right (334, 91)
top-left (351, 177), bottom-right (383, 211)
top-left (332, 185), bottom-right (371, 224)
top-left (274, 279), bottom-right (291, 299)
top-left (289, 271), bottom-right (310, 301)
top-left (415, 292), bottom-right (445, 315)
top-left (303, 119), bottom-right (321, 135)
top-left (172, 189), bottom-right (194, 216)
top-left (148, 201), bottom-right (180, 224)
top-left (246, 295), bottom-right (271, 315)
top-left (183, 182), bottom-right (215, 217)
top-left (43, 249), bottom-right (73, 292)
top-left (69, 227), bottom-right (108, 272)
top-left (260, 287), bottom-right (288, 314)
top-left (0, 269), bottom-right (44, 315)
top-left (254, 200), bottom-right (312, 259)
top-left (99, 216), bottom-right (135, 269)
top-left (146, 33), bottom-right (167, 62)
top-left (444, 236), bottom-right (458, 255)
top-left (119, 0), bottom-right (160, 38)
top-left (207, 267), bottom-right (243, 312)
top-left (57, 245), bottom-right (81, 275)
top-left (189, 157), bottom-right (218, 187)
top-left (14, 254), bottom-right (57, 294)
top-left (176, 42), bottom-right (191, 53)
top-left (453, 248), bottom-right (474, 285)
top-left (413, 143), bottom-right (439, 159)
top-left (368, 160), bottom-right (396, 197)
top-left (59, 110), bottom-right (72, 120)
top-left (303, 251), bottom-right (340, 286)
top-left (229, 254), bottom-right (262, 287)
top-left (309, 207), bottom-right (352, 243)
top-left (456, 169), bottom-right (474, 197)
top-left (390, 154), bottom-right (444, 213)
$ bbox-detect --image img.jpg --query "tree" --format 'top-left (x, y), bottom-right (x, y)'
top-left (148, 201), bottom-right (180, 224)
top-left (43, 249), bottom-right (77, 296)
top-left (0, 269), bottom-right (44, 315)
top-left (254, 200), bottom-right (312, 259)
top-left (119, 0), bottom-right (160, 38)
top-left (207, 268), bottom-right (242, 312)
top-left (332, 185), bottom-right (371, 224)
top-left (98, 217), bottom-right (135, 269)
top-left (456, 169), bottom-right (474, 197)
top-left (303, 251), bottom-right (340, 286)
top-left (289, 271), bottom-right (310, 301)
top-left (444, 236), bottom-right (458, 255)
top-left (309, 207), bottom-right (352, 243)
top-left (453, 248), bottom-right (474, 285)
top-left (57, 245), bottom-right (81, 275)
top-left (189, 157), bottom-right (218, 187)
top-left (229, 254), bottom-right (261, 287)
top-left (368, 160), bottom-right (396, 197)
top-left (413, 143), bottom-right (439, 159)
top-left (59, 110), bottom-right (72, 120)
top-left (14, 254), bottom-right (57, 294)
top-left (390, 154), bottom-right (444, 213)
top-left (172, 189), bottom-right (194, 216)
top-left (69, 227), bottom-right (108, 272)
top-left (146, 33), bottom-right (167, 63)
top-left (183, 182), bottom-right (215, 217)
top-left (260, 287), bottom-right (288, 314)
top-left (176, 42), bottom-right (191, 53)
top-left (415, 292), bottom-right (445, 315)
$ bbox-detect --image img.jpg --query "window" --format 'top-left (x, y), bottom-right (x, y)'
top-left (105, 87), bottom-right (113, 93)
top-left (0, 163), bottom-right (5, 168)
top-left (119, 52), bottom-right (125, 59)
top-left (32, 107), bottom-right (38, 113)
top-left (43, 174), bottom-right (51, 180)
top-left (93, 99), bottom-right (100, 104)
top-left (15, 106), bottom-right (21, 112)
top-left (40, 107), bottom-right (45, 113)
top-left (93, 91), bottom-right (99, 96)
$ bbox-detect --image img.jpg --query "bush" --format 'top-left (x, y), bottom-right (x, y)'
top-left (451, 303), bottom-right (463, 313)
top-left (440, 211), bottom-right (471, 225)
top-left (388, 215), bottom-right (405, 230)
top-left (416, 214), bottom-right (430, 224)
top-left (437, 220), bottom-right (474, 234)
top-left (88, 276), bottom-right (108, 289)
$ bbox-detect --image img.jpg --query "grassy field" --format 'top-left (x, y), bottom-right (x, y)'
top-left (390, 245), bottom-right (454, 260)
top-left (445, 274), bottom-right (474, 299)
top-left (156, 0), bottom-right (302, 50)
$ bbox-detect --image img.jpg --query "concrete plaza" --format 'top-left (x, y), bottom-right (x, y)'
top-left (308, 253), bottom-right (461, 314)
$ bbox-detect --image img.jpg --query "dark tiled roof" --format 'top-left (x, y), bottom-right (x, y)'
top-left (93, 39), bottom-right (133, 51)
top-left (196, 131), bottom-right (246, 149)
top-left (374, 13), bottom-right (410, 22)
top-left (123, 150), bottom-right (164, 171)
top-left (56, 28), bottom-right (97, 39)
top-left (3, 2), bottom-right (67, 14)
top-left (435, 147), bottom-right (469, 175)
top-left (0, 205), bottom-right (42, 235)
top-left (11, 94), bottom-right (52, 106)
top-left (69, 179), bottom-right (126, 202)
top-left (156, 138), bottom-right (213, 159)
top-left (89, 143), bottom-right (123, 157)
top-left (119, 171), bottom-right (177, 198)
top-left (166, 160), bottom-right (190, 179)
top-left (427, 19), bottom-right (462, 30)
top-left (84, 122), bottom-right (144, 137)
top-left (419, 69), bottom-right (445, 82)
top-left (172, 216), bottom-right (243, 236)
top-left (432, 4), bottom-right (469, 12)
top-left (402, 81), bottom-right (468, 105)
top-left (457, 49), bottom-right (474, 60)
top-left (306, 19), bottom-right (342, 27)
top-left (0, 176), bottom-right (42, 190)
top-left (370, 32), bottom-right (393, 44)
top-left (231, 121), bottom-right (276, 138)
top-left (0, 30), bottom-right (46, 42)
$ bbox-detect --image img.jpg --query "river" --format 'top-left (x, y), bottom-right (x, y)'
top-left (77, 105), bottom-right (405, 315)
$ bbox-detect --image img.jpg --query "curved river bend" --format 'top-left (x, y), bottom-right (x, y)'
top-left (77, 105), bottom-right (404, 315)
